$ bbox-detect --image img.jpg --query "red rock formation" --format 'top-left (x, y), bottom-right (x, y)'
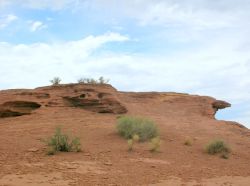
top-left (0, 83), bottom-right (249, 186)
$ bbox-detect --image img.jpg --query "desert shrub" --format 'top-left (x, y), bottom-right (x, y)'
top-left (98, 76), bottom-right (109, 84)
top-left (50, 77), bottom-right (61, 85)
top-left (117, 116), bottom-right (158, 142)
top-left (149, 137), bottom-right (161, 152)
top-left (77, 76), bottom-right (109, 84)
top-left (78, 78), bottom-right (97, 84)
top-left (44, 127), bottom-right (81, 155)
top-left (205, 139), bottom-right (230, 155)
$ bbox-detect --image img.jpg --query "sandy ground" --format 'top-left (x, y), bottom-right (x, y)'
top-left (0, 84), bottom-right (250, 186)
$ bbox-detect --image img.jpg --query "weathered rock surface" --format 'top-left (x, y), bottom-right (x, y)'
top-left (0, 101), bottom-right (41, 118)
top-left (212, 100), bottom-right (231, 110)
top-left (0, 84), bottom-right (127, 117)
top-left (0, 84), bottom-right (235, 119)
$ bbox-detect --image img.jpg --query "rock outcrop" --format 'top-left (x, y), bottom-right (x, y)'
top-left (212, 100), bottom-right (231, 111)
top-left (0, 84), bottom-right (127, 118)
top-left (0, 83), bottom-right (233, 120)
top-left (0, 101), bottom-right (41, 118)
top-left (63, 92), bottom-right (127, 114)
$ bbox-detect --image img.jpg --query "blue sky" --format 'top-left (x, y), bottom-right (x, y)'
top-left (0, 0), bottom-right (250, 128)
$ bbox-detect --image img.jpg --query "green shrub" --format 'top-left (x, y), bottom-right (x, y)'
top-left (205, 139), bottom-right (230, 155)
top-left (117, 116), bottom-right (158, 141)
top-left (44, 127), bottom-right (81, 155)
top-left (149, 137), bottom-right (161, 152)
top-left (50, 77), bottom-right (61, 85)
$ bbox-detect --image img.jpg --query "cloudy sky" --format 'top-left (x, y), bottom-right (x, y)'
top-left (0, 0), bottom-right (250, 127)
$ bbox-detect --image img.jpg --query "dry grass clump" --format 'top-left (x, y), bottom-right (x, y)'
top-left (149, 137), bottom-right (161, 152)
top-left (205, 139), bottom-right (231, 159)
top-left (127, 139), bottom-right (134, 151)
top-left (44, 127), bottom-right (81, 155)
top-left (127, 134), bottom-right (140, 151)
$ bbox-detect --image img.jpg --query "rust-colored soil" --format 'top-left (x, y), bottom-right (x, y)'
top-left (0, 84), bottom-right (249, 186)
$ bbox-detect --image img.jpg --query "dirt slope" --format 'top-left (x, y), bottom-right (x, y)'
top-left (0, 84), bottom-right (249, 186)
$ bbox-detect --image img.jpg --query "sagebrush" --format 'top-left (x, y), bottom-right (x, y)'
top-left (117, 116), bottom-right (158, 141)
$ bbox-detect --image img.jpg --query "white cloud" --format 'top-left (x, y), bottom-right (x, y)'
top-left (66, 0), bottom-right (249, 30)
top-left (0, 32), bottom-right (129, 88)
top-left (0, 14), bottom-right (18, 29)
top-left (29, 21), bottom-right (47, 32)
top-left (1, 1), bottom-right (249, 30)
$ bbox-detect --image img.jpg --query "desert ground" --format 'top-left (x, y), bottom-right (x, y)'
top-left (0, 84), bottom-right (250, 186)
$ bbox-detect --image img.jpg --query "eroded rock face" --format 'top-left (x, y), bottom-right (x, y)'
top-left (0, 84), bottom-right (127, 118)
top-left (212, 100), bottom-right (231, 111)
top-left (0, 101), bottom-right (41, 118)
top-left (0, 84), bottom-right (232, 119)
top-left (0, 109), bottom-right (26, 118)
top-left (14, 92), bottom-right (50, 99)
top-left (2, 101), bottom-right (41, 109)
top-left (63, 92), bottom-right (127, 114)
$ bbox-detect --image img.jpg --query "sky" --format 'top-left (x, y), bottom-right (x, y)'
top-left (0, 0), bottom-right (250, 128)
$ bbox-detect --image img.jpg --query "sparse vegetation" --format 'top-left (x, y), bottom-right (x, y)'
top-left (127, 134), bottom-right (140, 151)
top-left (205, 139), bottom-right (230, 158)
top-left (50, 77), bottom-right (61, 85)
top-left (77, 76), bottom-right (109, 84)
top-left (127, 139), bottom-right (133, 151)
top-left (117, 116), bottom-right (158, 142)
top-left (98, 76), bottom-right (109, 84)
top-left (149, 137), bottom-right (161, 152)
top-left (44, 127), bottom-right (81, 155)
top-left (184, 138), bottom-right (193, 146)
